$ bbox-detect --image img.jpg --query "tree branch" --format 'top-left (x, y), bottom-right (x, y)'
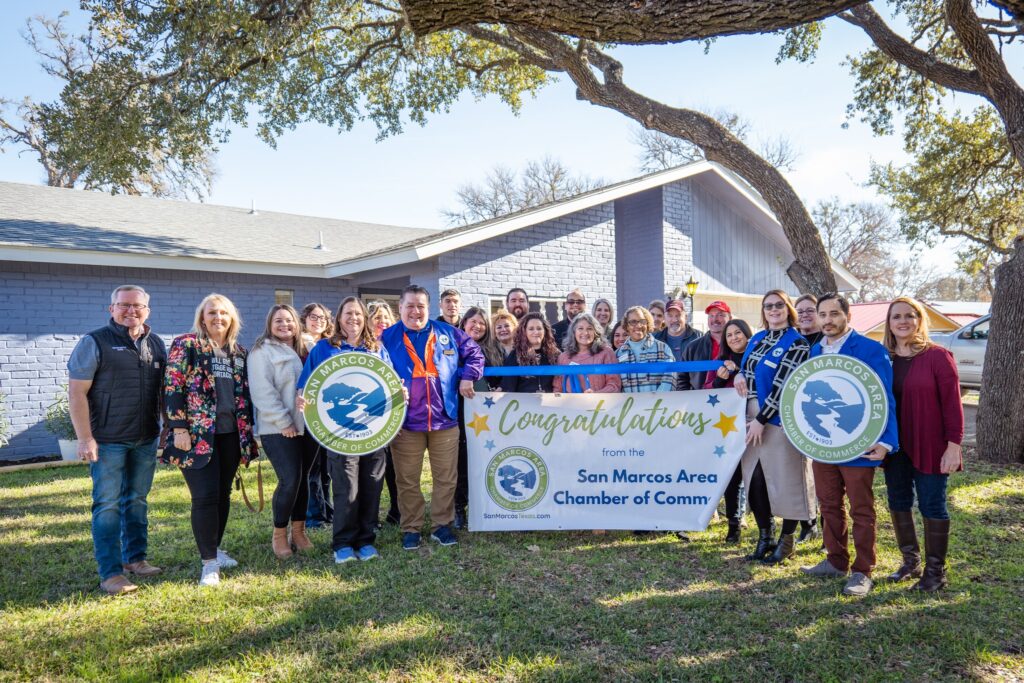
top-left (401, 0), bottom-right (868, 44)
top-left (841, 5), bottom-right (986, 95)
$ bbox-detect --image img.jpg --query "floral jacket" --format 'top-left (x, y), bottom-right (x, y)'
top-left (160, 333), bottom-right (260, 469)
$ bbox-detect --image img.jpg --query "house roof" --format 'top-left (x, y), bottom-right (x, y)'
top-left (849, 301), bottom-right (961, 334)
top-left (0, 182), bottom-right (432, 277)
top-left (0, 162), bottom-right (860, 290)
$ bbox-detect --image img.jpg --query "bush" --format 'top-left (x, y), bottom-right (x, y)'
top-left (44, 385), bottom-right (76, 441)
top-left (0, 393), bottom-right (9, 448)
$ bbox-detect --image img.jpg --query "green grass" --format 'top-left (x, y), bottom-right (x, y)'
top-left (1, 457), bottom-right (1022, 682)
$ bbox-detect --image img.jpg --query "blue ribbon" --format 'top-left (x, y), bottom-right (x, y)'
top-left (482, 361), bottom-right (723, 377)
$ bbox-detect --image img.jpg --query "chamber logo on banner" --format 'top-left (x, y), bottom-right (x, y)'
top-left (485, 447), bottom-right (549, 511)
top-left (780, 355), bottom-right (888, 464)
top-left (302, 352), bottom-right (406, 456)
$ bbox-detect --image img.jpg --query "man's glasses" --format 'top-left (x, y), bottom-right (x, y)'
top-left (113, 303), bottom-right (148, 311)
top-left (566, 299), bottom-right (585, 305)
top-left (763, 302), bottom-right (786, 311)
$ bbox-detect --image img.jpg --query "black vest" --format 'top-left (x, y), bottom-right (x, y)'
top-left (86, 319), bottom-right (167, 443)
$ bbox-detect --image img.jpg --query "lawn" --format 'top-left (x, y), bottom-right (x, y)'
top-left (0, 456), bottom-right (1022, 682)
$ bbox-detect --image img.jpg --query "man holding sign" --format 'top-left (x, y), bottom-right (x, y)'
top-left (797, 293), bottom-right (898, 597)
top-left (381, 285), bottom-right (484, 551)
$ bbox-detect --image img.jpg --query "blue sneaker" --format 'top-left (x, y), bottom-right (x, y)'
top-left (401, 532), bottom-right (421, 550)
top-left (357, 545), bottom-right (379, 561)
top-left (430, 525), bottom-right (458, 546)
top-left (334, 547), bottom-right (356, 564)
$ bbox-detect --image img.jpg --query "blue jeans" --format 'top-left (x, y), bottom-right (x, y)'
top-left (90, 438), bottom-right (159, 580)
top-left (883, 450), bottom-right (950, 520)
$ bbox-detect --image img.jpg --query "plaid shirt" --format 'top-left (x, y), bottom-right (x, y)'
top-left (615, 336), bottom-right (676, 393)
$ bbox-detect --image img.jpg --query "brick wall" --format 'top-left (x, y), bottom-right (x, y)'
top-left (438, 203), bottom-right (617, 314)
top-left (614, 188), bottom-right (665, 312)
top-left (662, 181), bottom-right (696, 296)
top-left (0, 261), bottom-right (354, 460)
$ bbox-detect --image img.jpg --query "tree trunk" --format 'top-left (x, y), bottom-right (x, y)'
top-left (402, 0), bottom-right (868, 44)
top-left (977, 237), bottom-right (1024, 464)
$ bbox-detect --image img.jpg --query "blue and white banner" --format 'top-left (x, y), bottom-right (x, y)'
top-left (466, 390), bottom-right (746, 531)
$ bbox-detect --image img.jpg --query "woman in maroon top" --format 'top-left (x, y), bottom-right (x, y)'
top-left (883, 297), bottom-right (964, 592)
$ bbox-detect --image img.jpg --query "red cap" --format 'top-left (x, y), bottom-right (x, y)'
top-left (665, 299), bottom-right (685, 313)
top-left (705, 300), bottom-right (731, 315)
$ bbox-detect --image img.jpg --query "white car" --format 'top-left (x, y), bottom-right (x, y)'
top-left (931, 314), bottom-right (989, 392)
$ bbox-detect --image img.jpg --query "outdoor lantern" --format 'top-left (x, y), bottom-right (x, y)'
top-left (685, 276), bottom-right (699, 300)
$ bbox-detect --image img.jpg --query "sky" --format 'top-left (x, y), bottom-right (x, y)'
top-left (0, 2), bottom-right (1002, 274)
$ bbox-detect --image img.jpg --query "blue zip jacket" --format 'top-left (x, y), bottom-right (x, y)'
top-left (810, 329), bottom-right (899, 467)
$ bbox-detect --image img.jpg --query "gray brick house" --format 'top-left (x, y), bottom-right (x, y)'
top-left (0, 161), bottom-right (857, 460)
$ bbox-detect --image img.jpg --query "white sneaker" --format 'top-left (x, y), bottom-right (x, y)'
top-left (216, 548), bottom-right (238, 568)
top-left (199, 562), bottom-right (220, 587)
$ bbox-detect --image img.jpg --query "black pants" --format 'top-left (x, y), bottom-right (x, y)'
top-left (262, 432), bottom-right (316, 528)
top-left (747, 461), bottom-right (798, 534)
top-left (383, 447), bottom-right (399, 517)
top-left (303, 432), bottom-right (333, 524)
top-left (327, 449), bottom-right (386, 551)
top-left (723, 464), bottom-right (745, 522)
top-left (181, 432), bottom-right (241, 561)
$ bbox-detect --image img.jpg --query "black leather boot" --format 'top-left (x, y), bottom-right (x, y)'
top-left (745, 523), bottom-right (776, 561)
top-left (887, 509), bottom-right (922, 581)
top-left (796, 518), bottom-right (820, 545)
top-left (725, 520), bottom-right (741, 544)
top-left (763, 532), bottom-right (795, 565)
top-left (912, 518), bottom-right (949, 592)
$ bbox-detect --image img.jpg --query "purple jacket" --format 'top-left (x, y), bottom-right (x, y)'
top-left (381, 320), bottom-right (484, 432)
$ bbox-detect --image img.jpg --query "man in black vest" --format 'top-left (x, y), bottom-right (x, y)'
top-left (67, 285), bottom-right (167, 595)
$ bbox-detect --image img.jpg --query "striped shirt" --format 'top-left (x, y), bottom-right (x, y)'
top-left (743, 328), bottom-right (810, 425)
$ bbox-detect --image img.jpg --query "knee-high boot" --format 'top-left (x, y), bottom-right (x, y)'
top-left (887, 509), bottom-right (921, 581)
top-left (912, 518), bottom-right (949, 592)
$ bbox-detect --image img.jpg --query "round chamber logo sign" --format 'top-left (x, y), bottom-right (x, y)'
top-left (485, 447), bottom-right (549, 511)
top-left (302, 352), bottom-right (406, 456)
top-left (780, 355), bottom-right (889, 464)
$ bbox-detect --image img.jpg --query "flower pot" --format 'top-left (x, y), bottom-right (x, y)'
top-left (58, 439), bottom-right (79, 461)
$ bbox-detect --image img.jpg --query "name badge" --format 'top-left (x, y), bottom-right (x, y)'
top-left (442, 349), bottom-right (455, 356)
top-left (764, 359), bottom-right (778, 369)
top-left (111, 346), bottom-right (128, 351)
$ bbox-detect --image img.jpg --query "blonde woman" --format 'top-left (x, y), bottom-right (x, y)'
top-left (882, 297), bottom-right (963, 591)
top-left (248, 304), bottom-right (310, 560)
top-left (163, 294), bottom-right (260, 587)
top-left (492, 309), bottom-right (518, 357)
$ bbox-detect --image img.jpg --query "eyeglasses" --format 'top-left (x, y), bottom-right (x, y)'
top-left (306, 314), bottom-right (328, 322)
top-left (566, 299), bottom-right (585, 305)
top-left (763, 302), bottom-right (787, 311)
top-left (796, 309), bottom-right (816, 317)
top-left (113, 303), bottom-right (148, 311)
top-left (626, 319), bottom-right (647, 327)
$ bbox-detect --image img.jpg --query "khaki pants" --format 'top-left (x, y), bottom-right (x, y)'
top-left (390, 427), bottom-right (459, 533)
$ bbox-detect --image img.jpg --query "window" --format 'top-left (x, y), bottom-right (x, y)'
top-left (968, 318), bottom-right (989, 340)
top-left (359, 290), bottom-right (401, 318)
top-left (489, 296), bottom-right (564, 325)
top-left (274, 289), bottom-right (294, 306)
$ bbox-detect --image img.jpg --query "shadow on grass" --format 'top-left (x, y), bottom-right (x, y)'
top-left (0, 461), bottom-right (1022, 680)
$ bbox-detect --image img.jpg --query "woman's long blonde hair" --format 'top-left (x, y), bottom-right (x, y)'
top-left (883, 296), bottom-right (934, 355)
top-left (193, 293), bottom-right (243, 354)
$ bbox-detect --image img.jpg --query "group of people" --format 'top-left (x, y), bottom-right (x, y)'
top-left (68, 282), bottom-right (963, 598)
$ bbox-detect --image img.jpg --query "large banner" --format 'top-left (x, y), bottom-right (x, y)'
top-left (466, 390), bottom-right (746, 531)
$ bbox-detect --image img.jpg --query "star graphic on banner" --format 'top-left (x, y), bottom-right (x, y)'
top-left (712, 412), bottom-right (739, 438)
top-left (467, 413), bottom-right (490, 437)
top-left (483, 396), bottom-right (496, 408)
top-left (713, 446), bottom-right (726, 458)
top-left (706, 393), bottom-right (720, 407)
top-left (484, 440), bottom-right (496, 451)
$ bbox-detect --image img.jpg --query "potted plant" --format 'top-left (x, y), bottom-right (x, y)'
top-left (45, 386), bottom-right (78, 461)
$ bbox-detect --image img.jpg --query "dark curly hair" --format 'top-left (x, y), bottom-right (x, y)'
top-left (513, 312), bottom-right (560, 366)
